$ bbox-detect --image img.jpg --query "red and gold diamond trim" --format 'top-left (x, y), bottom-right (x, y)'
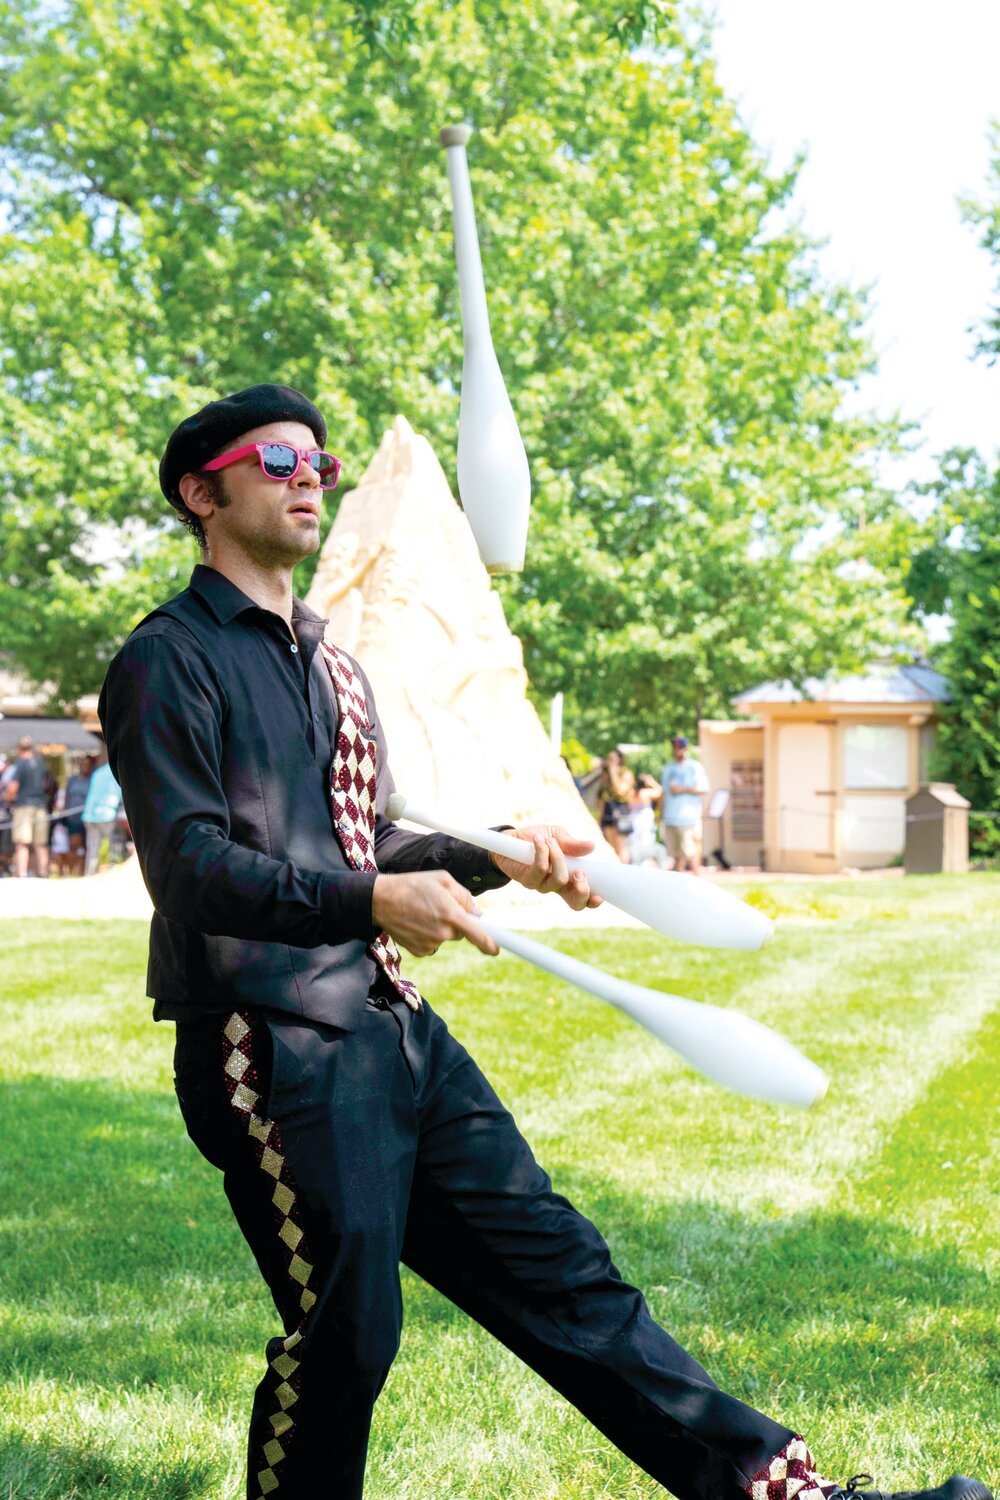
top-left (748, 1438), bottom-right (839, 1500)
top-left (223, 1012), bottom-right (319, 1499)
top-left (319, 642), bottom-right (421, 1013)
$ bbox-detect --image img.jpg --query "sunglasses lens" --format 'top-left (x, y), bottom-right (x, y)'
top-left (310, 451), bottom-right (340, 489)
top-left (261, 444), bottom-right (299, 479)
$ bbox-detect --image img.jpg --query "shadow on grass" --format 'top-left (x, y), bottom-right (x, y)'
top-left (0, 1429), bottom-right (216, 1500)
top-left (2, 1074), bottom-right (997, 1426)
top-left (0, 1074), bottom-right (265, 1390)
top-left (404, 1183), bottom-right (999, 1419)
top-left (0, 1075), bottom-right (239, 1269)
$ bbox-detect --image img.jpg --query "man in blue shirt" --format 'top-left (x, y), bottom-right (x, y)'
top-left (659, 735), bottom-right (709, 873)
top-left (82, 745), bottom-right (123, 877)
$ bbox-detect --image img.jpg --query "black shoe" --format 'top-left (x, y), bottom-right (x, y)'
top-left (832, 1475), bottom-right (993, 1500)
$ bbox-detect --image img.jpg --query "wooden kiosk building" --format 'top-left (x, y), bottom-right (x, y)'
top-left (698, 661), bottom-right (950, 874)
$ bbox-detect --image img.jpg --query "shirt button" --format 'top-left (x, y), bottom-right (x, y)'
top-left (290, 644), bottom-right (299, 654)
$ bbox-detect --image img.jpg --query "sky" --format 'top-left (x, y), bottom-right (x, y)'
top-left (706, 0), bottom-right (1000, 490)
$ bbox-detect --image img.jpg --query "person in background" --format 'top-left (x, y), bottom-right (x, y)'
top-left (82, 744), bottom-right (124, 876)
top-left (659, 735), bottom-right (709, 874)
top-left (628, 773), bottom-right (669, 868)
top-left (0, 757), bottom-right (15, 876)
top-left (65, 758), bottom-right (93, 876)
top-left (49, 784), bottom-right (73, 877)
top-left (596, 747), bottom-right (636, 862)
top-left (5, 734), bottom-right (50, 879)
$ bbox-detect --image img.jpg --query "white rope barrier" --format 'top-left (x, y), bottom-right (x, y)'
top-left (0, 802), bottom-right (91, 826)
top-left (770, 803), bottom-right (998, 825)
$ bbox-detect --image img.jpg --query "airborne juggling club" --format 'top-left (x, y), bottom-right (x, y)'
top-left (386, 794), bottom-right (827, 1108)
top-left (440, 123), bottom-right (531, 574)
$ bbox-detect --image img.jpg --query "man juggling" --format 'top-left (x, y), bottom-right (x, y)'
top-left (99, 384), bottom-right (991, 1500)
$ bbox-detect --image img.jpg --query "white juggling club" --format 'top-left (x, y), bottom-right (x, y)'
top-left (478, 920), bottom-right (827, 1108)
top-left (385, 794), bottom-right (772, 951)
top-left (440, 123), bottom-right (531, 574)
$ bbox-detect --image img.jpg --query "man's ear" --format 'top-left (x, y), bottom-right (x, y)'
top-left (178, 471), bottom-right (215, 518)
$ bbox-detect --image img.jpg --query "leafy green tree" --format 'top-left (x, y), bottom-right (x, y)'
top-left (0, 0), bottom-right (917, 731)
top-left (908, 451), bottom-right (1000, 857)
top-left (962, 119), bottom-right (1000, 364)
top-left (902, 129), bottom-right (1000, 857)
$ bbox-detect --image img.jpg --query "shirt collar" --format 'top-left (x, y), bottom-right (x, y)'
top-left (189, 564), bottom-right (328, 631)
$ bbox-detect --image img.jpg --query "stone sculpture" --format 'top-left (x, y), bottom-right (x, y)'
top-left (305, 416), bottom-right (607, 855)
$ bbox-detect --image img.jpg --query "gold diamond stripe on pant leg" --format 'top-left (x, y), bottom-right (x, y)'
top-left (221, 1014), bottom-right (322, 1500)
top-left (288, 1253), bottom-right (313, 1286)
top-left (272, 1181), bottom-right (294, 1214)
top-left (275, 1381), bottom-right (299, 1410)
top-left (271, 1351), bottom-right (300, 1380)
top-left (260, 1145), bottom-right (284, 1178)
top-left (278, 1220), bottom-right (303, 1252)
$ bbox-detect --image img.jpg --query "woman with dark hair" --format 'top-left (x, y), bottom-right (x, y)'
top-left (597, 747), bottom-right (636, 862)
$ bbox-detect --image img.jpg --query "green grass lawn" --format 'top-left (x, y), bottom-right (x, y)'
top-left (1, 875), bottom-right (998, 1499)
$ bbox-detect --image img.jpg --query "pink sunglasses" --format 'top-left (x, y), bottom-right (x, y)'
top-left (201, 442), bottom-right (342, 490)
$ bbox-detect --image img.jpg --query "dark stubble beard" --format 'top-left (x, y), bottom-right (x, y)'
top-left (206, 470), bottom-right (321, 569)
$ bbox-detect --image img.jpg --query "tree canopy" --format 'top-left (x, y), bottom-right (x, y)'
top-left (0, 0), bottom-right (917, 740)
top-left (907, 451), bottom-right (1000, 853)
top-left (900, 123), bottom-right (1000, 847)
top-left (963, 120), bottom-right (1000, 367)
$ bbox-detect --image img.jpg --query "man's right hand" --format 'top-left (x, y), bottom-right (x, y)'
top-left (371, 871), bottom-right (500, 958)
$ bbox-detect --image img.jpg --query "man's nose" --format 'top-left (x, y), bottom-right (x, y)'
top-left (293, 459), bottom-right (321, 488)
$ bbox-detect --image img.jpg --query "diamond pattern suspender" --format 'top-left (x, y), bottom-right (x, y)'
top-left (318, 642), bottom-right (422, 1013)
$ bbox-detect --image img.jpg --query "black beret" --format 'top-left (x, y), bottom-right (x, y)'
top-left (159, 383), bottom-right (327, 507)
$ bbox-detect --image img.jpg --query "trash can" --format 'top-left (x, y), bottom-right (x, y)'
top-left (904, 783), bottom-right (970, 874)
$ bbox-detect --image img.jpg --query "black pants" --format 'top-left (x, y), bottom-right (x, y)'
top-left (173, 985), bottom-right (795, 1500)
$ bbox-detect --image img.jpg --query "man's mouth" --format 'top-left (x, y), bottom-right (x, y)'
top-left (288, 502), bottom-right (319, 519)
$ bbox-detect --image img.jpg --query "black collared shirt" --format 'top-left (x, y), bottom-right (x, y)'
top-left (98, 565), bottom-right (507, 1028)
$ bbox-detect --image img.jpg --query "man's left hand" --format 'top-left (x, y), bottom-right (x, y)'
top-left (490, 825), bottom-right (603, 911)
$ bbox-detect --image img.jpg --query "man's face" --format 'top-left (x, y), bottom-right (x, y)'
top-left (673, 742), bottom-right (688, 761)
top-left (192, 420), bottom-right (326, 566)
